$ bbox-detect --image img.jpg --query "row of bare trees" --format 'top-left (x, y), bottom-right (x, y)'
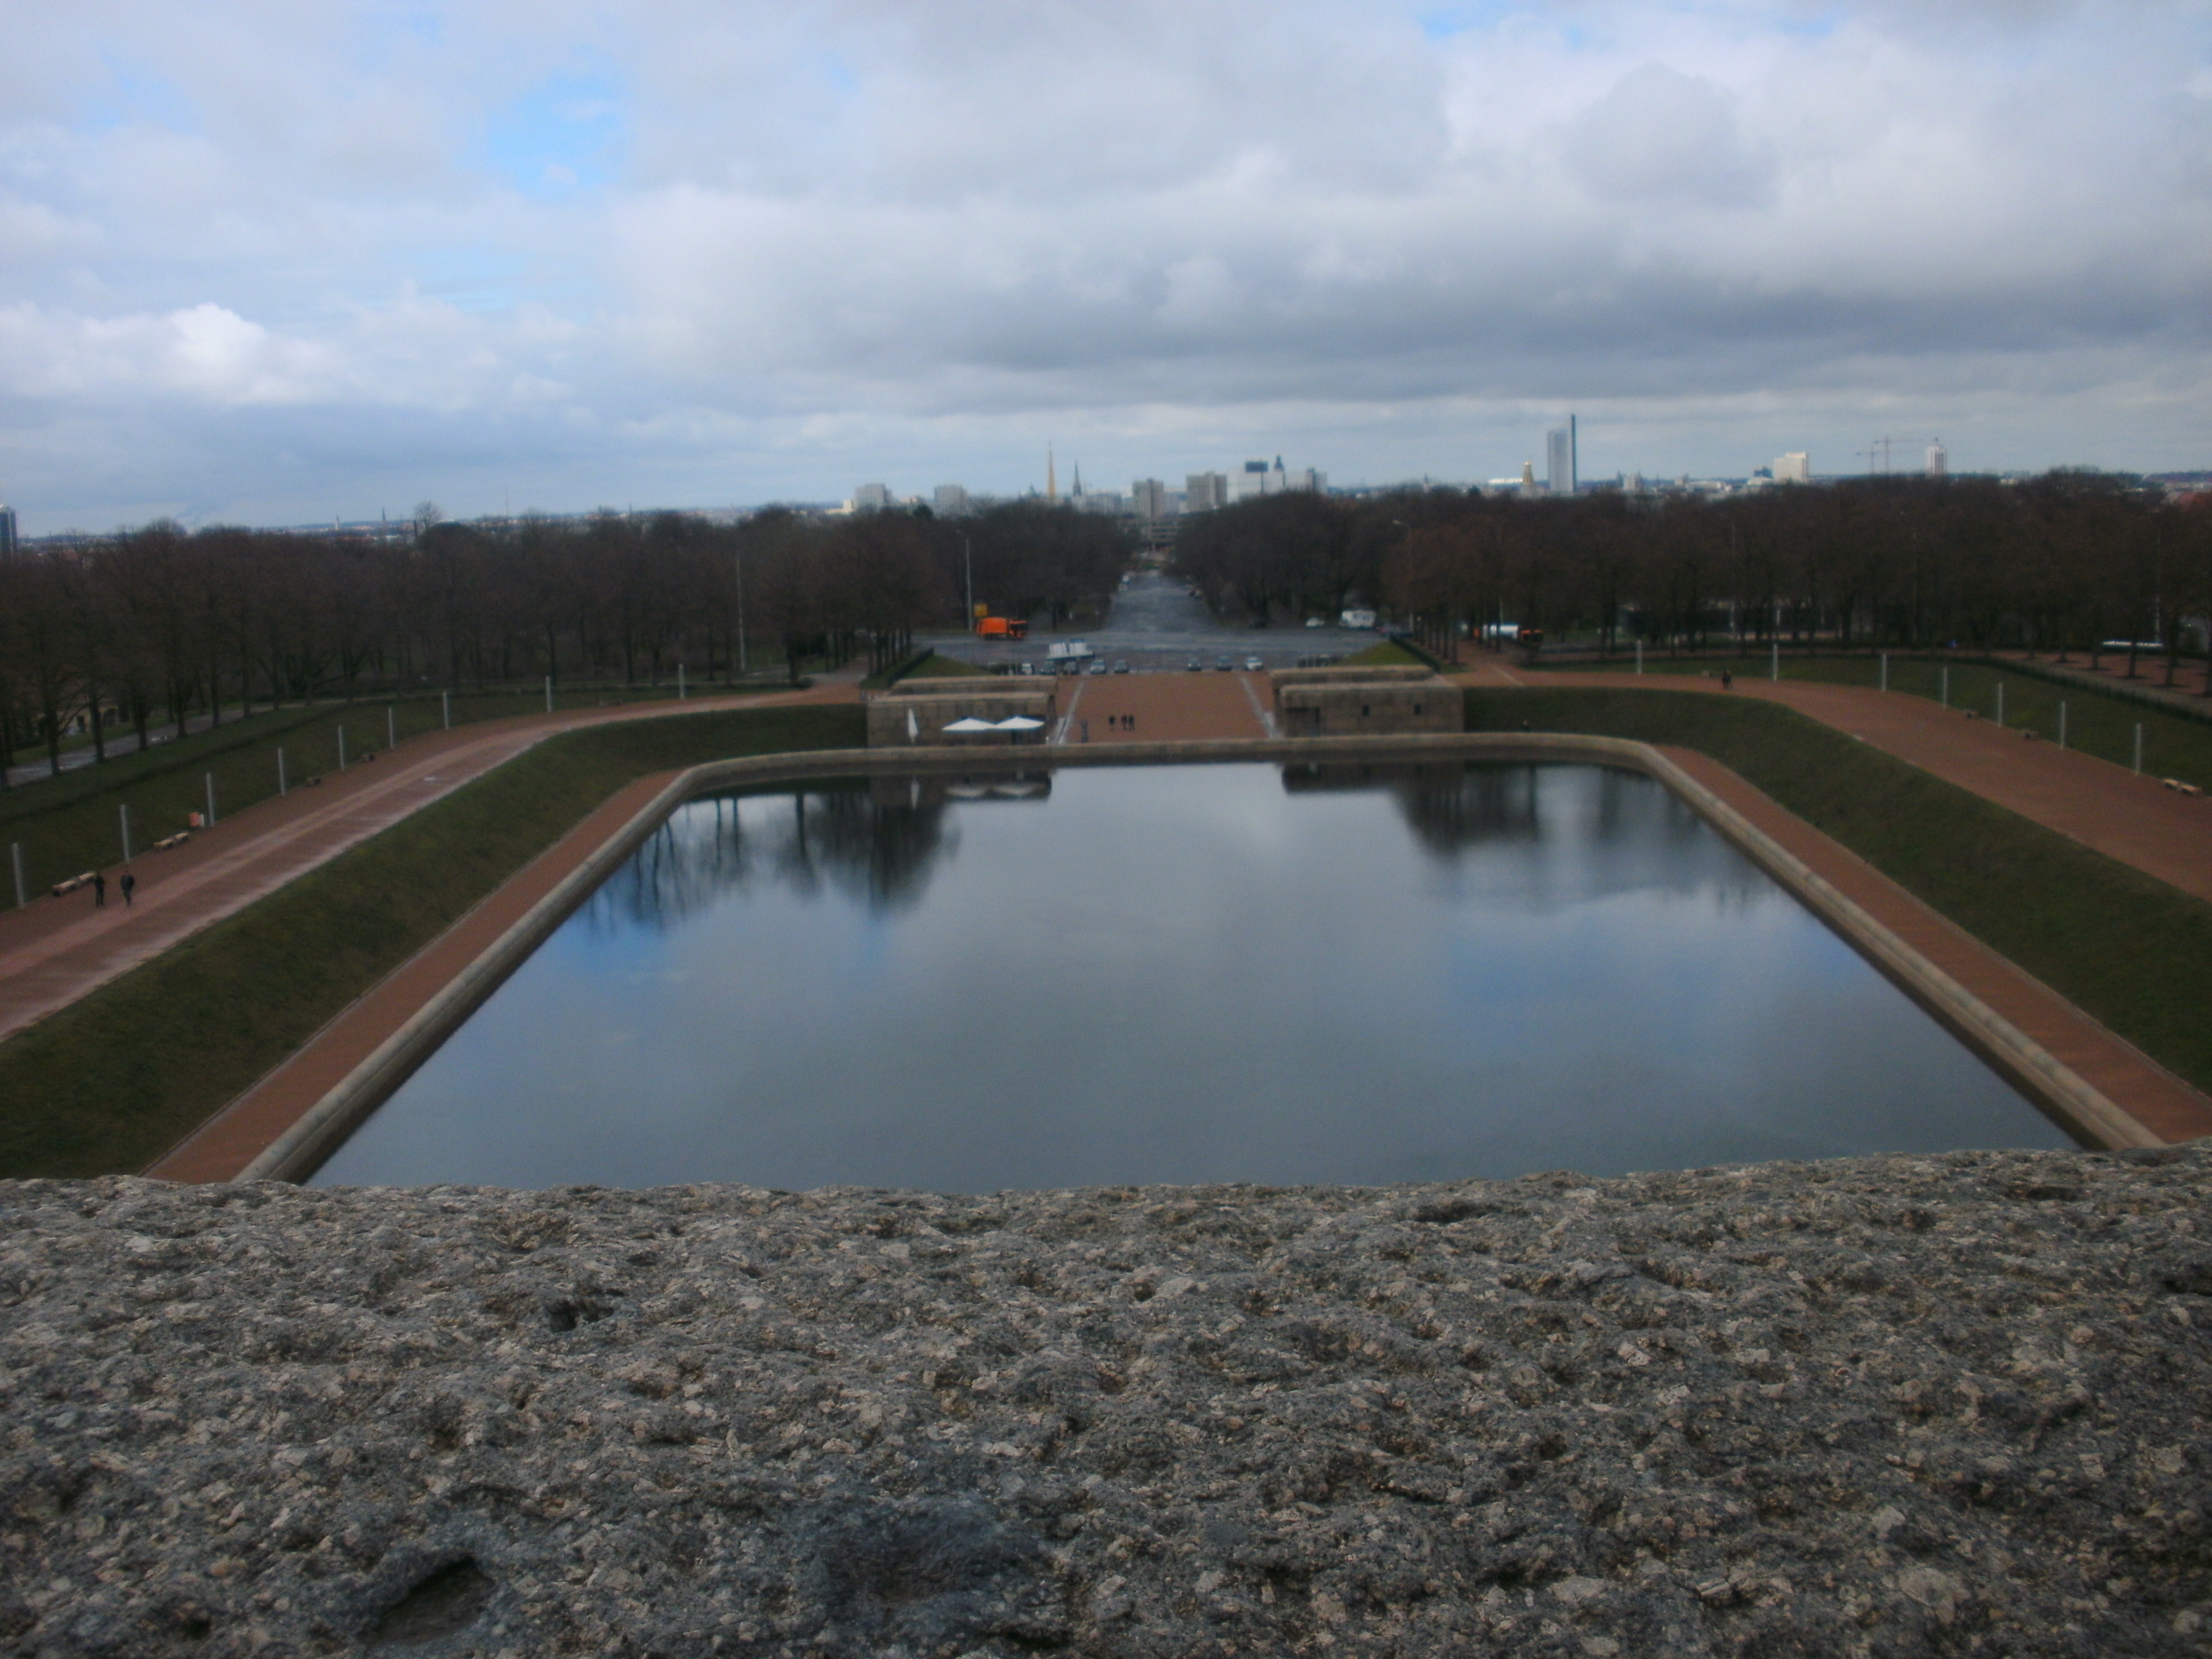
top-left (0, 500), bottom-right (1131, 779)
top-left (1176, 473), bottom-right (2212, 682)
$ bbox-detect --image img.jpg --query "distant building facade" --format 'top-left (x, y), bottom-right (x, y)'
top-left (853, 483), bottom-right (893, 512)
top-left (1546, 426), bottom-right (1575, 497)
top-left (1772, 452), bottom-right (1811, 484)
top-left (1186, 472), bottom-right (1229, 512)
top-left (1925, 442), bottom-right (1948, 479)
top-left (933, 484), bottom-right (971, 516)
top-left (1131, 479), bottom-right (1170, 521)
top-left (0, 505), bottom-right (15, 562)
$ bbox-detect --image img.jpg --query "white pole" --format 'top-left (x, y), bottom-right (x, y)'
top-left (2134, 724), bottom-right (2143, 775)
top-left (1941, 666), bottom-right (1949, 708)
top-left (679, 663), bottom-right (687, 700)
top-left (442, 690), bottom-right (451, 730)
top-left (1880, 652), bottom-right (1888, 692)
top-left (735, 548), bottom-right (748, 676)
top-left (2059, 702), bottom-right (2068, 750)
top-left (1635, 640), bottom-right (1643, 675)
top-left (338, 726), bottom-right (347, 771)
top-left (11, 842), bottom-right (24, 910)
top-left (387, 706), bottom-right (396, 749)
top-left (1770, 638), bottom-right (1778, 682)
top-left (1996, 683), bottom-right (2004, 728)
top-left (278, 747), bottom-right (288, 795)
top-left (205, 773), bottom-right (217, 827)
top-left (545, 675), bottom-right (553, 714)
top-left (119, 803), bottom-right (132, 864)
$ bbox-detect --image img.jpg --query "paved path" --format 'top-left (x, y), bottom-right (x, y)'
top-left (0, 682), bottom-right (855, 1047)
top-left (1464, 662), bottom-right (2212, 905)
top-left (1054, 671), bottom-right (1272, 744)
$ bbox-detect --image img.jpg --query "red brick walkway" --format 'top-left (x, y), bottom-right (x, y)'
top-left (1056, 671), bottom-right (1272, 744)
top-left (1464, 663), bottom-right (2212, 905)
top-left (0, 682), bottom-right (855, 1047)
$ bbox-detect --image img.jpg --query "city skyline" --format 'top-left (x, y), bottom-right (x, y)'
top-left (2, 2), bottom-right (2208, 535)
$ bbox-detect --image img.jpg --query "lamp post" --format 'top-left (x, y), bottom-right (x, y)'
top-left (963, 533), bottom-right (974, 633)
top-left (734, 544), bottom-right (748, 677)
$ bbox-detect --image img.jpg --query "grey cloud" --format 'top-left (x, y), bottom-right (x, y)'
top-left (1560, 62), bottom-right (1773, 206)
top-left (2, 0), bottom-right (2210, 529)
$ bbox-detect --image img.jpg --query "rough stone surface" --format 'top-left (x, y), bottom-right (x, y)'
top-left (3, 1148), bottom-right (2210, 1657)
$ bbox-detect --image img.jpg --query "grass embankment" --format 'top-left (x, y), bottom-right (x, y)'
top-left (1467, 687), bottom-right (2212, 1096)
top-left (0, 686), bottom-right (744, 901)
top-left (1597, 655), bottom-right (2212, 792)
top-left (0, 704), bottom-right (865, 1179)
top-left (901, 652), bottom-right (989, 679)
top-left (1341, 639), bottom-right (1429, 668)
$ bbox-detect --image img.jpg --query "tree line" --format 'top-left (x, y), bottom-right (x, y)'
top-left (1175, 472), bottom-right (2212, 683)
top-left (0, 500), bottom-right (1129, 779)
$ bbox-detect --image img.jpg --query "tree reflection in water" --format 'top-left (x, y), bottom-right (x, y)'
top-left (583, 774), bottom-right (1051, 933)
top-left (1282, 761), bottom-right (1541, 855)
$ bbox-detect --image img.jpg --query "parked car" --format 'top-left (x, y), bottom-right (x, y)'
top-left (1086, 659), bottom-right (1107, 675)
top-left (1186, 656), bottom-right (1202, 671)
top-left (1112, 659), bottom-right (1129, 674)
top-left (1244, 654), bottom-right (1264, 671)
top-left (1305, 617), bottom-right (1326, 628)
top-left (1215, 655), bottom-right (1234, 671)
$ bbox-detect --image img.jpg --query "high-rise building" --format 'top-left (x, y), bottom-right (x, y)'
top-left (1925, 441), bottom-right (1948, 479)
top-left (1131, 479), bottom-right (1169, 520)
top-left (1520, 462), bottom-right (1540, 500)
top-left (0, 504), bottom-right (16, 562)
top-left (933, 484), bottom-right (970, 517)
top-left (1546, 426), bottom-right (1575, 497)
top-left (1228, 459), bottom-right (1272, 503)
top-left (1185, 472), bottom-right (1228, 512)
top-left (1772, 452), bottom-right (1811, 484)
top-left (852, 483), bottom-right (892, 512)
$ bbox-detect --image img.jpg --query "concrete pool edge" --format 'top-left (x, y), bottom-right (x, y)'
top-left (218, 735), bottom-right (2177, 1183)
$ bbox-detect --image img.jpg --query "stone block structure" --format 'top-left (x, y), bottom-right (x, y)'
top-left (866, 677), bottom-right (1056, 746)
top-left (1270, 663), bottom-right (1462, 738)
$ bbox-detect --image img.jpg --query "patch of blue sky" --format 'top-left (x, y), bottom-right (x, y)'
top-left (403, 241), bottom-right (572, 316)
top-left (814, 52), bottom-right (861, 97)
top-left (478, 70), bottom-right (627, 202)
top-left (74, 52), bottom-right (198, 134)
top-left (1417, 3), bottom-right (1527, 41)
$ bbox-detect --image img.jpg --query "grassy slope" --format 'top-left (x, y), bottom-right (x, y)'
top-left (0, 687), bottom-right (724, 900)
top-left (1597, 655), bottom-right (2212, 792)
top-left (0, 704), bottom-right (864, 1179)
top-left (1466, 687), bottom-right (2212, 1096)
top-left (1340, 639), bottom-right (1428, 667)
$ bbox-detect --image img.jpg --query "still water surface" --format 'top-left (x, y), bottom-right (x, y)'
top-left (314, 763), bottom-right (2070, 1190)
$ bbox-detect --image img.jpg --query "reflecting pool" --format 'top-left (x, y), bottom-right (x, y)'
top-left (313, 763), bottom-right (2073, 1190)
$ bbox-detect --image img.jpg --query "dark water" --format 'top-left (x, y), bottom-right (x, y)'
top-left (313, 763), bottom-right (2072, 1190)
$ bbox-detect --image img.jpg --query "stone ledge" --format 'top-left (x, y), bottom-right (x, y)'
top-left (4, 1148), bottom-right (2208, 1656)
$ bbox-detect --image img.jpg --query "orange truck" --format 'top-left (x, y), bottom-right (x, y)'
top-left (974, 615), bottom-right (1028, 639)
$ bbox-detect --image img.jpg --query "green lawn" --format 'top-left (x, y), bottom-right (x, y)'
top-left (1340, 639), bottom-right (1428, 668)
top-left (1594, 654), bottom-right (2212, 792)
top-left (0, 685), bottom-right (771, 904)
top-left (1467, 687), bottom-right (2212, 1099)
top-left (0, 704), bottom-right (865, 1179)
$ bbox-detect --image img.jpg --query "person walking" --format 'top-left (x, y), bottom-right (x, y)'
top-left (120, 870), bottom-right (135, 907)
top-left (1721, 670), bottom-right (1733, 691)
top-left (92, 871), bottom-right (106, 908)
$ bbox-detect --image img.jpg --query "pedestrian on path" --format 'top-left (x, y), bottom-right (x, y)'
top-left (120, 870), bottom-right (135, 907)
top-left (1721, 670), bottom-right (1733, 691)
top-left (92, 871), bottom-right (106, 908)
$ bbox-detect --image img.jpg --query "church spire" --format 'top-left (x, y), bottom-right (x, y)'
top-left (1047, 443), bottom-right (1057, 503)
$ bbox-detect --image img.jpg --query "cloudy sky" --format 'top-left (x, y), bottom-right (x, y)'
top-left (2, 0), bottom-right (2208, 531)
